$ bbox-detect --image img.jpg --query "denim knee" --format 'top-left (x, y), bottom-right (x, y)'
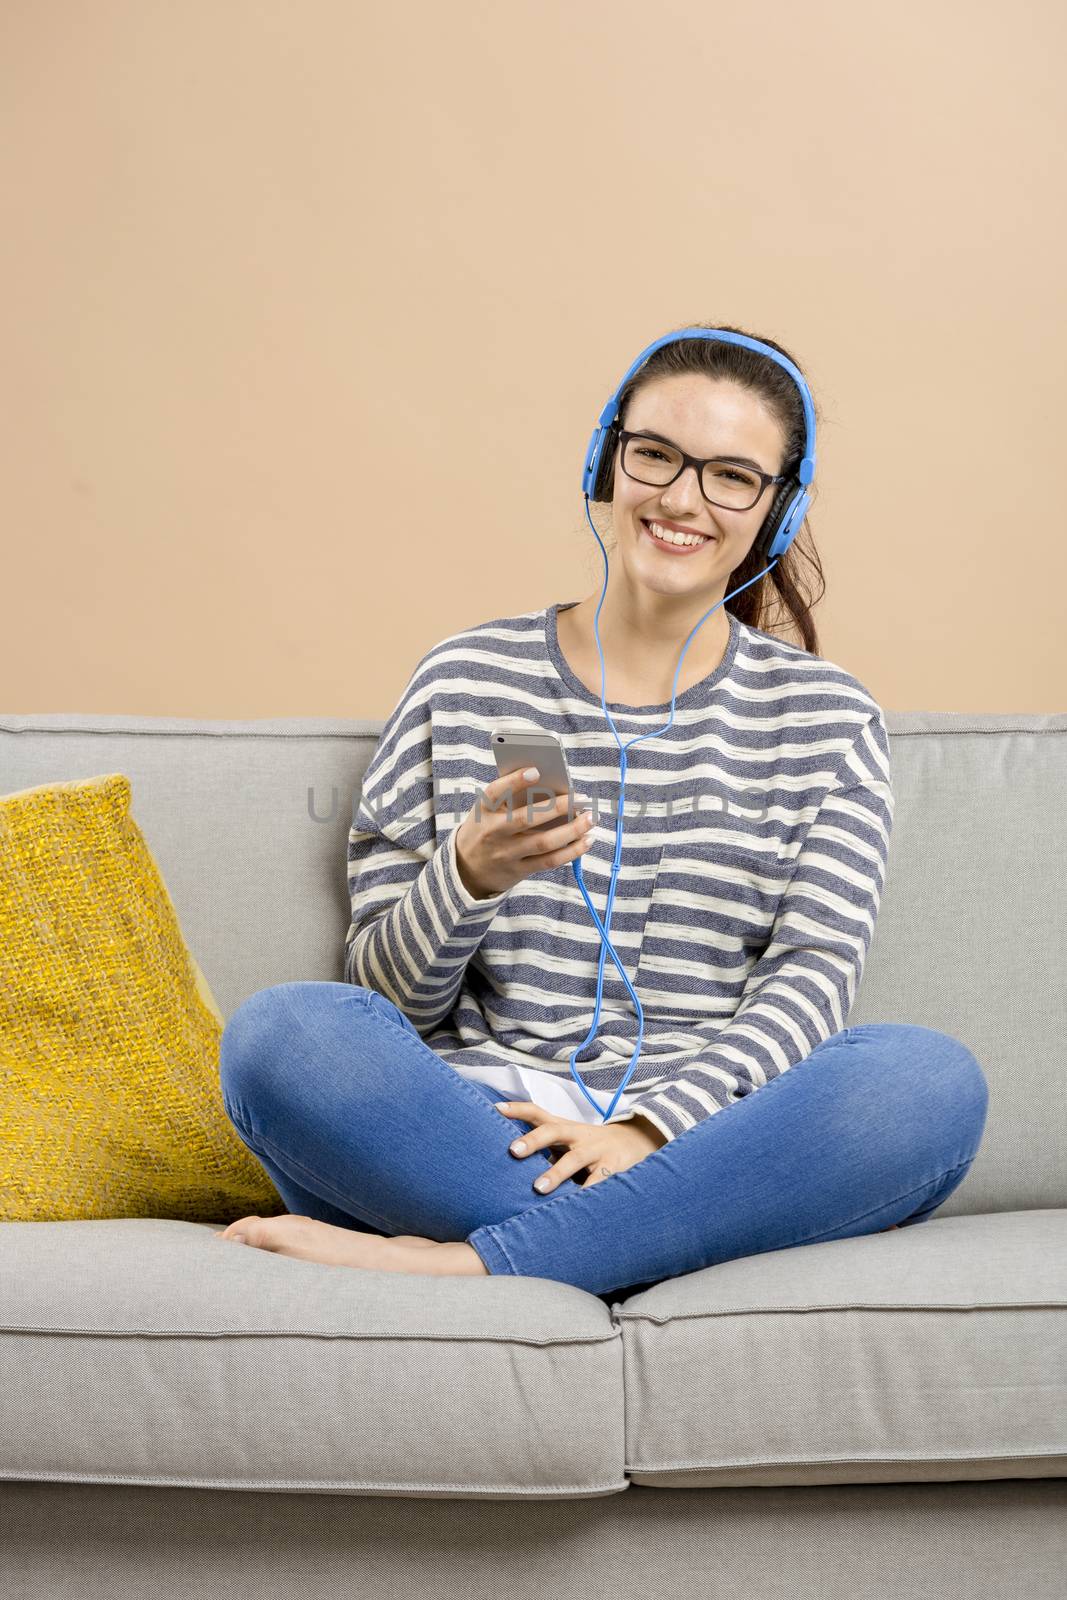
top-left (851, 1024), bottom-right (991, 1152)
top-left (858, 1022), bottom-right (989, 1149)
top-left (218, 980), bottom-right (380, 1103)
top-left (922, 1026), bottom-right (988, 1141)
top-left (948, 1036), bottom-right (990, 1150)
top-left (218, 983), bottom-right (299, 1102)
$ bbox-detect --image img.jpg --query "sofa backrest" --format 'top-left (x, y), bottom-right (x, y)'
top-left (2, 711), bottom-right (1064, 1218)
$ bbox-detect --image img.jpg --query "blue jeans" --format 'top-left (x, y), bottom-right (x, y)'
top-left (217, 981), bottom-right (990, 1301)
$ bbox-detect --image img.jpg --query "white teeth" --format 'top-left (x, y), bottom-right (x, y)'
top-left (645, 520), bottom-right (709, 548)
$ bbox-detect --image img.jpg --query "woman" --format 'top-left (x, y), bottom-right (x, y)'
top-left (214, 322), bottom-right (989, 1299)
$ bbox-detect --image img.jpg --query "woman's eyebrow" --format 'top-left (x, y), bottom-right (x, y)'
top-left (636, 428), bottom-right (765, 473)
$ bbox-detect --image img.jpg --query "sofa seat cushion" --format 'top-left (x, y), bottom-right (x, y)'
top-left (0, 1218), bottom-right (626, 1500)
top-left (617, 1210), bottom-right (1067, 1488)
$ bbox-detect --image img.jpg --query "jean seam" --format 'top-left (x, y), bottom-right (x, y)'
top-left (475, 1150), bottom-right (980, 1254)
top-left (791, 1155), bottom-right (978, 1246)
top-left (223, 1098), bottom-right (402, 1236)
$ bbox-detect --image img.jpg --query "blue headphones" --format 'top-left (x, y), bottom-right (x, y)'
top-left (566, 327), bottom-right (818, 1122)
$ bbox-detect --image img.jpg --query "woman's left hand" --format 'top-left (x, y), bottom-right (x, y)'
top-left (495, 1101), bottom-right (667, 1190)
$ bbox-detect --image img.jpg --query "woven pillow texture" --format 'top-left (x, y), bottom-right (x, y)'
top-left (0, 771), bottom-right (283, 1223)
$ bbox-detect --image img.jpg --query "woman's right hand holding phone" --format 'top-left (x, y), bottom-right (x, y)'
top-left (455, 766), bottom-right (596, 900)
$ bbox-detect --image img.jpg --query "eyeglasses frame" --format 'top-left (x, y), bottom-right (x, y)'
top-left (616, 428), bottom-right (787, 512)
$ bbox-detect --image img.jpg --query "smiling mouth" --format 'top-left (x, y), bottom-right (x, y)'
top-left (640, 518), bottom-right (714, 552)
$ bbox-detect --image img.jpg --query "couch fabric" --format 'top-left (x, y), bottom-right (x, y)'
top-left (1, 710), bottom-right (1065, 1599)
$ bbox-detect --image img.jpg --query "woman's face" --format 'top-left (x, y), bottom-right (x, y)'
top-left (610, 373), bottom-right (788, 600)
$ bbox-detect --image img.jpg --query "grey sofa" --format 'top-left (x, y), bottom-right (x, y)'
top-left (1, 709), bottom-right (1065, 1600)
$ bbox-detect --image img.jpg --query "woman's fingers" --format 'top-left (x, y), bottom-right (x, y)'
top-left (506, 1125), bottom-right (555, 1158)
top-left (533, 1147), bottom-right (596, 1192)
top-left (496, 1102), bottom-right (570, 1158)
top-left (496, 1101), bottom-right (545, 1154)
top-left (495, 1102), bottom-right (608, 1190)
top-left (580, 1165), bottom-right (613, 1189)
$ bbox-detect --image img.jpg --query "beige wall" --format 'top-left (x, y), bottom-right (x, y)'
top-left (2, 0), bottom-right (1064, 717)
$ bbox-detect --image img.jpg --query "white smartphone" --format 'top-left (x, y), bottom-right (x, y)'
top-left (489, 727), bottom-right (590, 834)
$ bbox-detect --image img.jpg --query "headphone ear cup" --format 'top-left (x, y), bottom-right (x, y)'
top-left (753, 477), bottom-right (797, 559)
top-left (591, 424), bottom-right (619, 503)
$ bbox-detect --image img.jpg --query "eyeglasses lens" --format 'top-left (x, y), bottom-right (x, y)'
top-left (623, 437), bottom-right (761, 510)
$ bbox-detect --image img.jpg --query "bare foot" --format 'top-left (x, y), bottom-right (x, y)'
top-left (213, 1215), bottom-right (487, 1274)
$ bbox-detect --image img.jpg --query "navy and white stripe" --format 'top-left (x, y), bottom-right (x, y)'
top-left (344, 601), bottom-right (894, 1146)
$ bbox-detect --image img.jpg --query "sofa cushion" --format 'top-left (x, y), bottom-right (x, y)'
top-left (0, 772), bottom-right (283, 1223)
top-left (617, 1210), bottom-right (1067, 1488)
top-left (0, 1211), bottom-right (1061, 1497)
top-left (0, 1217), bottom-right (627, 1499)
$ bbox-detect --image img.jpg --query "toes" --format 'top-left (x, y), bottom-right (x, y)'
top-left (217, 1215), bottom-right (262, 1243)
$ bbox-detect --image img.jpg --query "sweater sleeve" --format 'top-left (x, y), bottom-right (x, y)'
top-left (344, 673), bottom-right (511, 1034)
top-left (613, 709), bottom-right (895, 1146)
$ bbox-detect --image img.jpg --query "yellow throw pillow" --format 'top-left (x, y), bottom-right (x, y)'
top-left (0, 772), bottom-right (283, 1223)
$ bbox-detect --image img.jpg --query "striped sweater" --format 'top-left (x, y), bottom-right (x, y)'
top-left (344, 600), bottom-right (894, 1147)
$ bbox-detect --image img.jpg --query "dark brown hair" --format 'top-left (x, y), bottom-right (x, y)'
top-left (593, 321), bottom-right (826, 654)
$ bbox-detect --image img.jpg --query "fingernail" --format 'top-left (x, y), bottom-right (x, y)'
top-left (522, 767), bottom-right (539, 780)
top-left (231, 1234), bottom-right (247, 1244)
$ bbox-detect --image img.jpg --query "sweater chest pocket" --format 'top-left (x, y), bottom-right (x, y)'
top-left (633, 834), bottom-right (792, 1018)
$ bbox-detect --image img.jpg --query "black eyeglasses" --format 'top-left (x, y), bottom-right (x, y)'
top-left (617, 429), bottom-right (786, 512)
